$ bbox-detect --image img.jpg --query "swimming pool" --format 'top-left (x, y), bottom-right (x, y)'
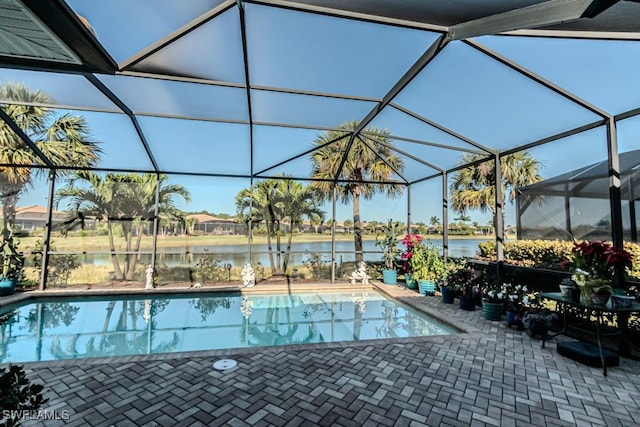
top-left (0, 290), bottom-right (458, 363)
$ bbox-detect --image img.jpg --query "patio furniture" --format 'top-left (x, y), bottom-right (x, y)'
top-left (540, 292), bottom-right (640, 376)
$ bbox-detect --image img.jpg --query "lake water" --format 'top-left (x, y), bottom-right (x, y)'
top-left (76, 238), bottom-right (489, 267)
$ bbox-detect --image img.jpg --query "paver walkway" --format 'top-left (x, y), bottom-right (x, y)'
top-left (13, 283), bottom-right (640, 426)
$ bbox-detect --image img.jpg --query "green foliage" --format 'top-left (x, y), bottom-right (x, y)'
top-left (409, 243), bottom-right (445, 283)
top-left (302, 251), bottom-right (330, 280)
top-left (478, 240), bottom-right (574, 268)
top-left (29, 239), bottom-right (81, 287)
top-left (476, 239), bottom-right (640, 280)
top-left (0, 231), bottom-right (24, 280)
top-left (375, 219), bottom-right (401, 270)
top-left (193, 256), bottom-right (226, 283)
top-left (0, 364), bottom-right (48, 427)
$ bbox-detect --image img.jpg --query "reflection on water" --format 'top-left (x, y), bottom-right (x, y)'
top-left (0, 291), bottom-right (457, 363)
top-left (78, 239), bottom-right (488, 267)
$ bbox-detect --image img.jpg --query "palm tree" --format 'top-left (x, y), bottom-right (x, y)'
top-left (236, 177), bottom-right (324, 275)
top-left (310, 121), bottom-right (405, 262)
top-left (0, 82), bottom-right (100, 238)
top-left (450, 152), bottom-right (542, 232)
top-left (429, 216), bottom-right (440, 227)
top-left (54, 172), bottom-right (191, 280)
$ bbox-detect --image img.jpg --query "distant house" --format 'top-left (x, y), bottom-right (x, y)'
top-left (15, 205), bottom-right (96, 232)
top-left (187, 214), bottom-right (245, 235)
top-left (15, 205), bottom-right (67, 231)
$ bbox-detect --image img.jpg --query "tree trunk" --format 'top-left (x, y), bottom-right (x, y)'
top-left (125, 223), bottom-right (144, 281)
top-left (265, 221), bottom-right (276, 274)
top-left (107, 222), bottom-right (124, 280)
top-left (1, 185), bottom-right (21, 239)
top-left (283, 226), bottom-right (294, 274)
top-left (353, 195), bottom-right (363, 263)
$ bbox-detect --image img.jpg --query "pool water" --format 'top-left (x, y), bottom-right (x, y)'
top-left (0, 290), bottom-right (458, 363)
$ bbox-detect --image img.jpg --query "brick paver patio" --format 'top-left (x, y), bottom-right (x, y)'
top-left (10, 283), bottom-right (640, 426)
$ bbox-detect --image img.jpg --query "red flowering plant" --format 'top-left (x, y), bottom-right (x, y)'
top-left (569, 240), bottom-right (633, 290)
top-left (399, 234), bottom-right (423, 274)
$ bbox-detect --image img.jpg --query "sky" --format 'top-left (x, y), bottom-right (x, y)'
top-left (4, 2), bottom-right (640, 228)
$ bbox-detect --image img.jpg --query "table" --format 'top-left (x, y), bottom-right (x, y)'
top-left (540, 292), bottom-right (640, 376)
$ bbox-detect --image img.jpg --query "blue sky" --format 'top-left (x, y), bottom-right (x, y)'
top-left (5, 2), bottom-right (640, 227)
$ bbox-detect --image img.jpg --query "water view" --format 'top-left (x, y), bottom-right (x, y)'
top-left (76, 239), bottom-right (489, 268)
top-left (0, 290), bottom-right (458, 363)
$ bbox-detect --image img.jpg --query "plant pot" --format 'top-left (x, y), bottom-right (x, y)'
top-left (441, 286), bottom-right (455, 304)
top-left (418, 280), bottom-right (435, 296)
top-left (559, 284), bottom-right (573, 298)
top-left (459, 296), bottom-right (475, 311)
top-left (382, 269), bottom-right (397, 285)
top-left (404, 273), bottom-right (415, 289)
top-left (526, 320), bottom-right (548, 339)
top-left (590, 290), bottom-right (611, 305)
top-left (482, 301), bottom-right (503, 321)
top-left (506, 310), bottom-right (523, 329)
top-left (0, 277), bottom-right (17, 296)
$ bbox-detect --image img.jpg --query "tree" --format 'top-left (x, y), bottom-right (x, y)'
top-left (343, 219), bottom-right (354, 233)
top-left (310, 121), bottom-right (405, 262)
top-left (235, 177), bottom-right (324, 275)
top-left (450, 152), bottom-right (542, 232)
top-left (55, 172), bottom-right (190, 280)
top-left (429, 216), bottom-right (440, 227)
top-left (0, 82), bottom-right (100, 238)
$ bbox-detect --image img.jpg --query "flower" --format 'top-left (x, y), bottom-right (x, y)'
top-left (399, 234), bottom-right (423, 273)
top-left (501, 282), bottom-right (530, 312)
top-left (482, 280), bottom-right (507, 304)
top-left (570, 240), bottom-right (633, 281)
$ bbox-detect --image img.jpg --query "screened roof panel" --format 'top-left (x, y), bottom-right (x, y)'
top-left (252, 125), bottom-right (324, 174)
top-left (392, 154), bottom-right (441, 183)
top-left (98, 74), bottom-right (248, 122)
top-left (251, 89), bottom-right (376, 129)
top-left (389, 138), bottom-right (484, 173)
top-left (244, 3), bottom-right (440, 98)
top-left (139, 116), bottom-right (250, 175)
top-left (393, 41), bottom-right (603, 150)
top-left (78, 111), bottom-right (153, 171)
top-left (0, 68), bottom-right (118, 112)
top-left (367, 105), bottom-right (489, 154)
top-left (480, 36), bottom-right (640, 115)
top-left (130, 8), bottom-right (245, 84)
top-left (64, 0), bottom-right (227, 64)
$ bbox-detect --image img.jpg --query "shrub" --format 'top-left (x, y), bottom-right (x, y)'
top-left (0, 364), bottom-right (48, 427)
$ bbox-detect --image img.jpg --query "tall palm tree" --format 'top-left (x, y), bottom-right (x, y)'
top-left (235, 177), bottom-right (324, 275)
top-left (0, 82), bottom-right (100, 238)
top-left (310, 121), bottom-right (405, 262)
top-left (54, 172), bottom-right (191, 280)
top-left (429, 216), bottom-right (440, 227)
top-left (450, 152), bottom-right (542, 231)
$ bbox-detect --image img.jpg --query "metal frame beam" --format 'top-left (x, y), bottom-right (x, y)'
top-left (334, 34), bottom-right (448, 181)
top-left (119, 0), bottom-right (236, 70)
top-left (449, 0), bottom-right (620, 40)
top-left (84, 74), bottom-right (160, 171)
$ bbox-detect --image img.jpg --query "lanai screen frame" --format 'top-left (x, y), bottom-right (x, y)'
top-left (1, 0), bottom-right (640, 289)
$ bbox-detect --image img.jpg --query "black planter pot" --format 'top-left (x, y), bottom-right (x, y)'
top-left (459, 296), bottom-right (475, 311)
top-left (441, 286), bottom-right (455, 304)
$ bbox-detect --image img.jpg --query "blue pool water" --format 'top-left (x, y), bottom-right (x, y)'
top-left (0, 290), bottom-right (458, 363)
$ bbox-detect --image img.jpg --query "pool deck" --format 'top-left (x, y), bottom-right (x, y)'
top-left (7, 282), bottom-right (640, 427)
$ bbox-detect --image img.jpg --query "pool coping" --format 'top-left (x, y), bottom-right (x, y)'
top-left (1, 281), bottom-right (477, 368)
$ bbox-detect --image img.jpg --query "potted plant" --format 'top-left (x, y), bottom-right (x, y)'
top-left (522, 308), bottom-right (557, 339)
top-left (376, 220), bottom-right (401, 285)
top-left (567, 240), bottom-right (633, 304)
top-left (0, 231), bottom-right (24, 296)
top-left (399, 233), bottom-right (423, 290)
top-left (503, 282), bottom-right (530, 329)
top-left (481, 279), bottom-right (506, 321)
top-left (409, 242), bottom-right (444, 295)
top-left (442, 258), bottom-right (468, 304)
